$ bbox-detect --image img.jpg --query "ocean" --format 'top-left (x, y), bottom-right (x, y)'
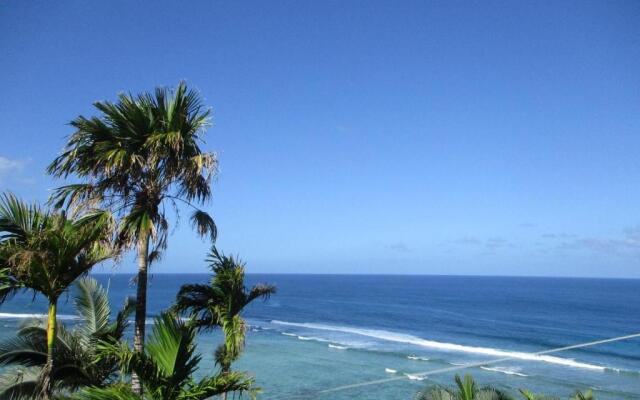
top-left (0, 274), bottom-right (639, 399)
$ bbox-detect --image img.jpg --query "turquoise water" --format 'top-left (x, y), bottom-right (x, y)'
top-left (1, 274), bottom-right (639, 398)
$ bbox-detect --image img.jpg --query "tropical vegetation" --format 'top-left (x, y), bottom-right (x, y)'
top-left (416, 375), bottom-right (597, 400)
top-left (0, 277), bottom-right (134, 399)
top-left (174, 247), bottom-right (276, 373)
top-left (70, 312), bottom-right (256, 400)
top-left (0, 194), bottom-right (115, 398)
top-left (47, 82), bottom-right (218, 394)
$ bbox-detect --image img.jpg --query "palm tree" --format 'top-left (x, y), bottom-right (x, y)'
top-left (0, 193), bottom-right (115, 398)
top-left (174, 247), bottom-right (276, 374)
top-left (0, 277), bottom-right (135, 399)
top-left (518, 389), bottom-right (559, 400)
top-left (570, 390), bottom-right (595, 400)
top-left (416, 374), bottom-right (513, 400)
top-left (70, 313), bottom-right (256, 400)
top-left (47, 82), bottom-right (218, 394)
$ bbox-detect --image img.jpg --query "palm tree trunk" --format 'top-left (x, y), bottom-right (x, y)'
top-left (132, 231), bottom-right (150, 395)
top-left (46, 299), bottom-right (57, 364)
top-left (40, 297), bottom-right (57, 399)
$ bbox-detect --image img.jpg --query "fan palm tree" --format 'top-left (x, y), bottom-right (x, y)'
top-left (416, 374), bottom-right (513, 400)
top-left (70, 313), bottom-right (256, 400)
top-left (47, 82), bottom-right (218, 394)
top-left (0, 277), bottom-right (135, 399)
top-left (174, 247), bottom-right (276, 374)
top-left (0, 193), bottom-right (115, 398)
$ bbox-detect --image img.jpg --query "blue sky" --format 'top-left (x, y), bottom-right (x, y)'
top-left (1, 1), bottom-right (639, 277)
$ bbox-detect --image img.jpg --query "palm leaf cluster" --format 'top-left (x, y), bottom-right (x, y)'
top-left (0, 82), bottom-right (268, 399)
top-left (0, 193), bottom-right (116, 398)
top-left (0, 193), bottom-right (115, 303)
top-left (47, 81), bottom-right (217, 257)
top-left (46, 82), bottom-right (219, 393)
top-left (416, 374), bottom-right (512, 400)
top-left (0, 278), bottom-right (134, 399)
top-left (72, 313), bottom-right (255, 400)
top-left (174, 247), bottom-right (276, 371)
top-left (416, 375), bottom-right (597, 400)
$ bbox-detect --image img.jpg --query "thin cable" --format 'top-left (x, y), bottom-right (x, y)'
top-left (282, 331), bottom-right (640, 398)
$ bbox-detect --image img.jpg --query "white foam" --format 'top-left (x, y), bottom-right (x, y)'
top-left (328, 344), bottom-right (348, 350)
top-left (408, 355), bottom-right (430, 361)
top-left (0, 312), bottom-right (79, 320)
top-left (298, 335), bottom-right (329, 343)
top-left (281, 332), bottom-right (297, 337)
top-left (405, 373), bottom-right (426, 381)
top-left (480, 366), bottom-right (528, 377)
top-left (271, 320), bottom-right (605, 371)
top-left (385, 368), bottom-right (397, 374)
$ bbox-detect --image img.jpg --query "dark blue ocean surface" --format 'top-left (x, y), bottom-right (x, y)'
top-left (1, 274), bottom-right (639, 398)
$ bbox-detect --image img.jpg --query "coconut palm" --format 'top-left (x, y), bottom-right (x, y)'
top-left (70, 312), bottom-right (255, 400)
top-left (47, 82), bottom-right (218, 394)
top-left (416, 374), bottom-right (513, 400)
top-left (174, 246), bottom-right (276, 374)
top-left (0, 277), bottom-right (135, 399)
top-left (0, 193), bottom-right (115, 398)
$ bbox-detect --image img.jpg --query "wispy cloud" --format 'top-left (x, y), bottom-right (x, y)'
top-left (452, 236), bottom-right (482, 245)
top-left (0, 156), bottom-right (27, 182)
top-left (387, 242), bottom-right (411, 253)
top-left (451, 236), bottom-right (514, 250)
top-left (554, 227), bottom-right (640, 256)
top-left (541, 233), bottom-right (578, 239)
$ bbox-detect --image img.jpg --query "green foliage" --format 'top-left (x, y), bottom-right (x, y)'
top-left (0, 193), bottom-right (115, 302)
top-left (417, 377), bottom-right (511, 400)
top-left (0, 193), bottom-right (116, 397)
top-left (73, 313), bottom-right (256, 400)
top-left (518, 389), bottom-right (559, 400)
top-left (174, 246), bottom-right (276, 371)
top-left (416, 375), bottom-right (593, 400)
top-left (0, 278), bottom-right (134, 399)
top-left (570, 390), bottom-right (594, 400)
top-left (46, 83), bottom-right (219, 393)
top-left (47, 82), bottom-right (218, 254)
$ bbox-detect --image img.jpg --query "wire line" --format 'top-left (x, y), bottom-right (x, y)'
top-left (281, 331), bottom-right (640, 398)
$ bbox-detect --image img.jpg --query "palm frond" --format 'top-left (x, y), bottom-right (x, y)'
top-left (74, 278), bottom-right (112, 341)
top-left (144, 313), bottom-right (199, 384)
top-left (415, 387), bottom-right (456, 400)
top-left (70, 384), bottom-right (140, 400)
top-left (189, 210), bottom-right (216, 242)
top-left (454, 374), bottom-right (477, 400)
top-left (247, 283), bottom-right (277, 303)
top-left (0, 267), bottom-right (24, 303)
top-left (571, 390), bottom-right (595, 400)
top-left (180, 371), bottom-right (256, 400)
top-left (0, 368), bottom-right (39, 400)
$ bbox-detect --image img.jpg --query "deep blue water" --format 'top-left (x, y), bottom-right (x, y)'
top-left (1, 274), bottom-right (639, 398)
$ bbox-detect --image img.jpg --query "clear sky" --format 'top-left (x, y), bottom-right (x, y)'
top-left (1, 1), bottom-right (639, 277)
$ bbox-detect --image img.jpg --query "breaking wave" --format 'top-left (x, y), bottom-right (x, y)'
top-left (271, 320), bottom-right (606, 371)
top-left (480, 366), bottom-right (528, 377)
top-left (0, 312), bottom-right (79, 321)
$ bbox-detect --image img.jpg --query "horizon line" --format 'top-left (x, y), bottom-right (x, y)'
top-left (89, 272), bottom-right (640, 280)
